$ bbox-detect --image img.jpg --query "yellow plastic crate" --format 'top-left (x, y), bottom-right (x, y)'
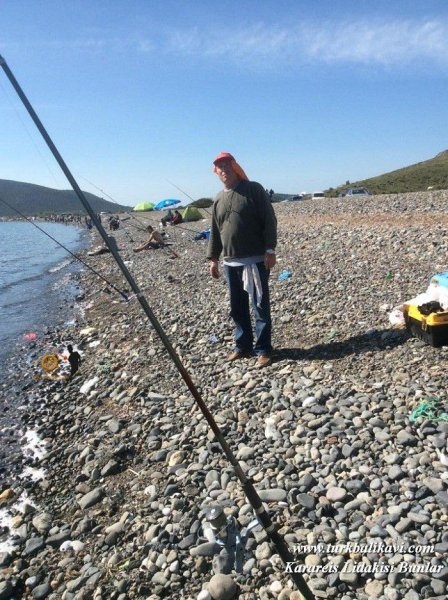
top-left (405, 304), bottom-right (448, 347)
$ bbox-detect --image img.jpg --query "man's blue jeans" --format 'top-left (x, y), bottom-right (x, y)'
top-left (224, 262), bottom-right (272, 356)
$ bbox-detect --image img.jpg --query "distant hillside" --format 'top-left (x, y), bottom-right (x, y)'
top-left (0, 179), bottom-right (132, 217)
top-left (329, 150), bottom-right (448, 196)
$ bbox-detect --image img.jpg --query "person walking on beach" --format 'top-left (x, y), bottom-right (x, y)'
top-left (207, 152), bottom-right (277, 368)
top-left (67, 344), bottom-right (81, 379)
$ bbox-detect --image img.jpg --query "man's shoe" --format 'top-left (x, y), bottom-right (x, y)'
top-left (256, 355), bottom-right (272, 368)
top-left (227, 350), bottom-right (252, 362)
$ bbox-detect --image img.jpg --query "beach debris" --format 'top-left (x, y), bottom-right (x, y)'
top-left (23, 332), bottom-right (38, 341)
top-left (79, 376), bottom-right (99, 395)
top-left (79, 326), bottom-right (97, 336)
top-left (60, 540), bottom-right (85, 554)
top-left (278, 269), bottom-right (292, 280)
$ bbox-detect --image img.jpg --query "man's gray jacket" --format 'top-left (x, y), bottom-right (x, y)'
top-left (206, 180), bottom-right (277, 262)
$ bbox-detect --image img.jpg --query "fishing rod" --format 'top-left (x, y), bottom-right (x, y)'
top-left (166, 178), bottom-right (212, 215)
top-left (80, 175), bottom-right (122, 205)
top-left (0, 195), bottom-right (129, 301)
top-left (0, 55), bottom-right (314, 600)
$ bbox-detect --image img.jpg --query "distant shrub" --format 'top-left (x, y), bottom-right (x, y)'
top-left (191, 198), bottom-right (213, 208)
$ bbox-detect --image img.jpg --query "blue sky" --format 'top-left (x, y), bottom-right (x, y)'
top-left (1, 0), bottom-right (447, 207)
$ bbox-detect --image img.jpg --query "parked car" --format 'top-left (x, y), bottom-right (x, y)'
top-left (344, 187), bottom-right (370, 196)
top-left (311, 191), bottom-right (325, 199)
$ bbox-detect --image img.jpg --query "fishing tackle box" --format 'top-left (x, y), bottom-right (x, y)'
top-left (404, 304), bottom-right (448, 347)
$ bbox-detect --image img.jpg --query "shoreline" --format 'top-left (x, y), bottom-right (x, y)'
top-left (1, 196), bottom-right (447, 600)
top-left (0, 224), bottom-right (88, 554)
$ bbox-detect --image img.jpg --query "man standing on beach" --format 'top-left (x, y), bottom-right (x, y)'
top-left (66, 344), bottom-right (81, 379)
top-left (207, 152), bottom-right (277, 368)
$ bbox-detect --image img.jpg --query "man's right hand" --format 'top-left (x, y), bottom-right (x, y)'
top-left (209, 260), bottom-right (220, 279)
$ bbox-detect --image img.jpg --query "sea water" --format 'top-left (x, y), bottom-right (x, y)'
top-left (0, 220), bottom-right (86, 367)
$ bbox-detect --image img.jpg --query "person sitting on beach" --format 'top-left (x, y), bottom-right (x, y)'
top-left (133, 225), bottom-right (166, 252)
top-left (172, 210), bottom-right (183, 225)
top-left (109, 216), bottom-right (120, 231)
top-left (161, 209), bottom-right (174, 228)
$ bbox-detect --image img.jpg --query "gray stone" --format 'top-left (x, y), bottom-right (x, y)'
top-left (396, 430), bottom-right (417, 446)
top-left (236, 446), bottom-right (256, 460)
top-left (0, 581), bottom-right (13, 600)
top-left (423, 477), bottom-right (444, 494)
top-left (388, 465), bottom-right (405, 481)
top-left (46, 530), bottom-right (71, 547)
top-left (78, 487), bottom-right (104, 509)
top-left (0, 552), bottom-right (12, 567)
top-left (31, 583), bottom-right (52, 599)
top-left (151, 572), bottom-right (168, 586)
top-left (31, 512), bottom-right (52, 534)
top-left (339, 561), bottom-right (359, 583)
top-left (326, 487), bottom-right (347, 502)
top-left (101, 460), bottom-right (120, 477)
top-left (190, 542), bottom-right (221, 557)
top-left (365, 580), bottom-right (384, 598)
top-left (431, 578), bottom-right (447, 595)
top-left (258, 488), bottom-right (287, 502)
top-left (107, 418), bottom-right (121, 433)
top-left (436, 490), bottom-right (448, 507)
top-left (178, 534), bottom-right (196, 549)
top-left (296, 493), bottom-right (316, 509)
top-left (23, 537), bottom-right (45, 557)
top-left (207, 574), bottom-right (238, 600)
top-left (212, 549), bottom-right (234, 574)
top-left (395, 518), bottom-right (412, 534)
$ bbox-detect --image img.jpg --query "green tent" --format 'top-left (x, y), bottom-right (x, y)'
top-left (133, 202), bottom-right (154, 212)
top-left (182, 206), bottom-right (203, 222)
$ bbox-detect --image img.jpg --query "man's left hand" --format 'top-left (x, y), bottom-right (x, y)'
top-left (264, 252), bottom-right (276, 270)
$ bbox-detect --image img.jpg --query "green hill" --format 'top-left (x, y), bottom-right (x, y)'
top-left (328, 150), bottom-right (448, 196)
top-left (0, 179), bottom-right (132, 217)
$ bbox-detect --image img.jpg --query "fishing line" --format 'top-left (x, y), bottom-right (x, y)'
top-left (0, 54), bottom-right (314, 600)
top-left (165, 177), bottom-right (213, 216)
top-left (80, 175), bottom-right (124, 206)
top-left (111, 217), bottom-right (135, 244)
top-left (126, 214), bottom-right (214, 289)
top-left (0, 195), bottom-right (130, 301)
top-left (0, 77), bottom-right (62, 190)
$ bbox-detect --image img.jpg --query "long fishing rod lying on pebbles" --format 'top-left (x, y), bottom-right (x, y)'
top-left (0, 54), bottom-right (314, 600)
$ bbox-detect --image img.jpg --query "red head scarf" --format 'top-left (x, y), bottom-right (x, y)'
top-left (212, 152), bottom-right (249, 181)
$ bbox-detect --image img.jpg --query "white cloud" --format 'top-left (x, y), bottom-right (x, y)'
top-left (6, 17), bottom-right (447, 71)
top-left (301, 19), bottom-right (448, 66)
top-left (158, 18), bottom-right (448, 70)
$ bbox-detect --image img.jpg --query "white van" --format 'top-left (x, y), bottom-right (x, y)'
top-left (311, 192), bottom-right (325, 199)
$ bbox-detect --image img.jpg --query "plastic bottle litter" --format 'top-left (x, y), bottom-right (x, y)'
top-left (278, 269), bottom-right (292, 280)
top-left (208, 334), bottom-right (220, 344)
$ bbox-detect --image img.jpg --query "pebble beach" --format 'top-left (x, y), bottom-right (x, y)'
top-left (1, 191), bottom-right (447, 600)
